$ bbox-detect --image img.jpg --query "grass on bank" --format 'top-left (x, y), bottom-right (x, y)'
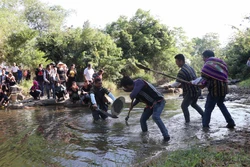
top-left (238, 78), bottom-right (250, 89)
top-left (146, 146), bottom-right (250, 167)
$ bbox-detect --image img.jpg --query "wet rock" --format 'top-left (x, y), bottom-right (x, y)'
top-left (8, 102), bottom-right (24, 109)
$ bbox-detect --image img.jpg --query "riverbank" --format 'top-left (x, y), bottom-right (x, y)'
top-left (140, 128), bottom-right (250, 167)
top-left (137, 84), bottom-right (250, 167)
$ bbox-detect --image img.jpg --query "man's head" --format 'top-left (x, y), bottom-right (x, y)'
top-left (202, 50), bottom-right (214, 61)
top-left (98, 69), bottom-right (104, 75)
top-left (120, 76), bottom-right (134, 92)
top-left (39, 64), bottom-right (43, 68)
top-left (87, 63), bottom-right (92, 69)
top-left (46, 64), bottom-right (50, 70)
top-left (93, 78), bottom-right (102, 88)
top-left (174, 54), bottom-right (185, 67)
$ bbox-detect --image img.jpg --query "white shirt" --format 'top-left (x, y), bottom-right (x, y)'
top-left (11, 66), bottom-right (19, 73)
top-left (83, 67), bottom-right (94, 81)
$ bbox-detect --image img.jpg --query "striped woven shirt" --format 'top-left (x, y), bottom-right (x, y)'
top-left (201, 73), bottom-right (228, 97)
top-left (176, 64), bottom-right (200, 97)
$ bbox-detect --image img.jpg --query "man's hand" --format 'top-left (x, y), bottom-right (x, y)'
top-left (92, 104), bottom-right (98, 109)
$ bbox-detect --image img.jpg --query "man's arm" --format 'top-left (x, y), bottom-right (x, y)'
top-left (130, 79), bottom-right (145, 99)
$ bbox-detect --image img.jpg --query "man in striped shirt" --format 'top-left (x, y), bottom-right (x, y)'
top-left (166, 54), bottom-right (204, 123)
top-left (191, 50), bottom-right (236, 129)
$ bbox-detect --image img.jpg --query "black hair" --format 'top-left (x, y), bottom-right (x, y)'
top-left (94, 77), bottom-right (102, 83)
top-left (120, 76), bottom-right (134, 87)
top-left (174, 54), bottom-right (185, 63)
top-left (202, 50), bottom-right (215, 58)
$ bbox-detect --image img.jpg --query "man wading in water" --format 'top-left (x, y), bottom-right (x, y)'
top-left (120, 76), bottom-right (170, 142)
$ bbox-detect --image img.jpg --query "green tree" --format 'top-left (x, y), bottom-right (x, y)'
top-left (23, 0), bottom-right (70, 34)
top-left (225, 26), bottom-right (250, 79)
top-left (191, 33), bottom-right (222, 72)
top-left (37, 26), bottom-right (123, 82)
top-left (105, 9), bottom-right (175, 80)
top-left (4, 28), bottom-right (46, 68)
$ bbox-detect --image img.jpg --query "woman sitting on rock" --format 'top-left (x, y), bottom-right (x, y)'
top-left (55, 81), bottom-right (67, 101)
top-left (68, 81), bottom-right (80, 103)
top-left (80, 80), bottom-right (92, 105)
top-left (29, 80), bottom-right (41, 100)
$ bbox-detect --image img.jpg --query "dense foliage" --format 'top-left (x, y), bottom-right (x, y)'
top-left (1, 0), bottom-right (249, 83)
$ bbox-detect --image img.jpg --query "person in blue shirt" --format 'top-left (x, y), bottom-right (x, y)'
top-left (120, 76), bottom-right (170, 142)
top-left (17, 66), bottom-right (23, 84)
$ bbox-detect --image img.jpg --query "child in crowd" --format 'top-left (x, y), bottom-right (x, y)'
top-left (29, 80), bottom-right (41, 100)
top-left (68, 81), bottom-right (80, 103)
top-left (55, 81), bottom-right (67, 101)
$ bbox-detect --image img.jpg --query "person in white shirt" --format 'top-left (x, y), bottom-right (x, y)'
top-left (83, 63), bottom-right (95, 84)
top-left (11, 62), bottom-right (19, 81)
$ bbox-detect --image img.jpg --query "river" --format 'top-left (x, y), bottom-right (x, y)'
top-left (0, 92), bottom-right (249, 167)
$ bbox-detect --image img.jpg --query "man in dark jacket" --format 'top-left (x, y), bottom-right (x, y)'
top-left (120, 76), bottom-right (170, 142)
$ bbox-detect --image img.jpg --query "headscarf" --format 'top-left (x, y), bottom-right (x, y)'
top-left (31, 80), bottom-right (39, 90)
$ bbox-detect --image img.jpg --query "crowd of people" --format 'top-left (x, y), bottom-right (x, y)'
top-left (0, 63), bottom-right (31, 106)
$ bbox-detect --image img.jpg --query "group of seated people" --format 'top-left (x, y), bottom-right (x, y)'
top-left (29, 79), bottom-right (92, 105)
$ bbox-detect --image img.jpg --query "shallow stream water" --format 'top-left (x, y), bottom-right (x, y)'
top-left (0, 92), bottom-right (250, 167)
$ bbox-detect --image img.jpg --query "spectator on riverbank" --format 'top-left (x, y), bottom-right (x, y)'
top-left (120, 76), bottom-right (170, 142)
top-left (17, 66), bottom-right (23, 84)
top-left (68, 81), bottom-right (80, 103)
top-left (67, 64), bottom-right (77, 90)
top-left (165, 54), bottom-right (203, 123)
top-left (44, 64), bottom-right (55, 99)
top-left (92, 69), bottom-right (104, 81)
top-left (80, 80), bottom-right (92, 105)
top-left (29, 80), bottom-right (41, 100)
top-left (83, 63), bottom-right (95, 84)
top-left (55, 81), bottom-right (67, 101)
top-left (11, 63), bottom-right (18, 81)
top-left (57, 62), bottom-right (67, 87)
top-left (191, 50), bottom-right (236, 129)
top-left (35, 64), bottom-right (45, 96)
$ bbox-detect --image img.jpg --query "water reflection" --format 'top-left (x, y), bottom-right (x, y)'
top-left (0, 93), bottom-right (250, 166)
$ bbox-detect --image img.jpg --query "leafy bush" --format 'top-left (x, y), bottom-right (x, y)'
top-left (133, 72), bottom-right (156, 84)
top-left (102, 80), bottom-right (117, 91)
top-left (19, 80), bottom-right (33, 96)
